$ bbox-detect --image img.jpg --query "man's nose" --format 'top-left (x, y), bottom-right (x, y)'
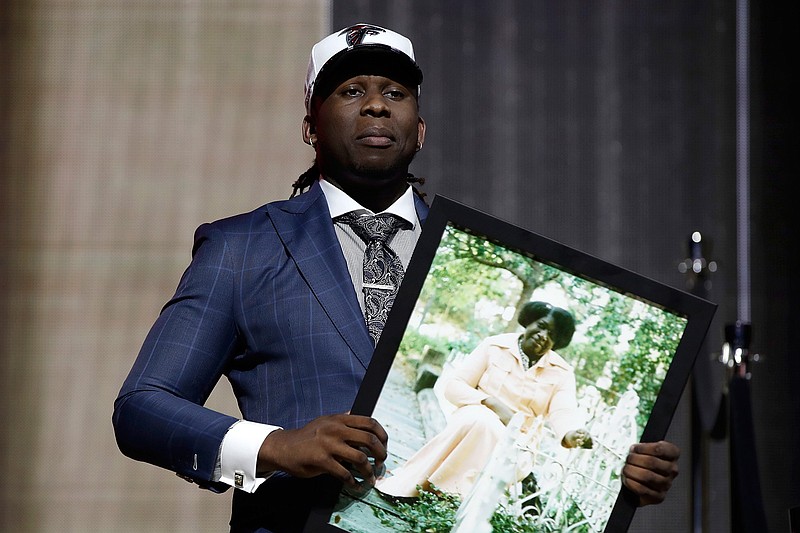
top-left (361, 91), bottom-right (390, 117)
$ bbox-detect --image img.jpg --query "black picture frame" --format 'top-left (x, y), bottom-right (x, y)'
top-left (305, 195), bottom-right (716, 533)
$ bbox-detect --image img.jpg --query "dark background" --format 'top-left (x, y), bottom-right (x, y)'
top-left (334, 1), bottom-right (797, 531)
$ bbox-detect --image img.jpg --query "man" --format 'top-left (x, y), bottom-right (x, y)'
top-left (113, 23), bottom-right (679, 532)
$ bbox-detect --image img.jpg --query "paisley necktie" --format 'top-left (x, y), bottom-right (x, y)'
top-left (337, 212), bottom-right (411, 345)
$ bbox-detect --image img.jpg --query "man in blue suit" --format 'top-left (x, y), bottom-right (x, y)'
top-left (114, 23), bottom-right (680, 532)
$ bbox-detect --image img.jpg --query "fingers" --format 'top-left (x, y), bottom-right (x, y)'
top-left (258, 413), bottom-right (388, 487)
top-left (579, 430), bottom-right (594, 449)
top-left (622, 441), bottom-right (680, 506)
top-left (630, 440), bottom-right (680, 462)
top-left (340, 414), bottom-right (389, 457)
top-left (337, 415), bottom-right (388, 483)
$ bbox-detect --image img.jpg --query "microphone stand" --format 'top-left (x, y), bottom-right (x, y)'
top-left (682, 233), bottom-right (768, 532)
top-left (721, 322), bottom-right (769, 533)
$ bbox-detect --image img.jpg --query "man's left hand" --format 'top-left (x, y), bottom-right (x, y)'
top-left (622, 440), bottom-right (680, 506)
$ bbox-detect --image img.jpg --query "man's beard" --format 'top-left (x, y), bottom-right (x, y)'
top-left (349, 150), bottom-right (417, 181)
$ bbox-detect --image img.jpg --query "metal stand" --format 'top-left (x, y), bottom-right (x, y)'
top-left (681, 234), bottom-right (768, 532)
top-left (722, 322), bottom-right (769, 533)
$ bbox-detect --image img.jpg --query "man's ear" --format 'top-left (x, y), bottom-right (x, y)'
top-left (302, 115), bottom-right (316, 145)
top-left (417, 116), bottom-right (427, 149)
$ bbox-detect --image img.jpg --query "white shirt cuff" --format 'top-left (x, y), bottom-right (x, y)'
top-left (217, 420), bottom-right (282, 493)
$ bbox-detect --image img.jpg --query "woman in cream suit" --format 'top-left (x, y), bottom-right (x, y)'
top-left (376, 301), bottom-right (593, 499)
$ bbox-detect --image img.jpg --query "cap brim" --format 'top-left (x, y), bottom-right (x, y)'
top-left (310, 45), bottom-right (423, 109)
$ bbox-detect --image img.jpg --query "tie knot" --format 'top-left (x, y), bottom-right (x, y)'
top-left (337, 212), bottom-right (410, 244)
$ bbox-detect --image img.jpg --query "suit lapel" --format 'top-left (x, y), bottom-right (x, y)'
top-left (414, 192), bottom-right (429, 225)
top-left (266, 183), bottom-right (375, 369)
top-left (267, 185), bottom-right (431, 371)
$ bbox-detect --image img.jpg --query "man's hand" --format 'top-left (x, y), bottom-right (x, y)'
top-left (622, 440), bottom-right (680, 506)
top-left (256, 413), bottom-right (388, 488)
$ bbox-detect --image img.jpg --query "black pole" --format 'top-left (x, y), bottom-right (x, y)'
top-left (725, 322), bottom-right (768, 533)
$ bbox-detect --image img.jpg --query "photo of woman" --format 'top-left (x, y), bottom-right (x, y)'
top-left (322, 224), bottom-right (692, 533)
top-left (376, 301), bottom-right (592, 500)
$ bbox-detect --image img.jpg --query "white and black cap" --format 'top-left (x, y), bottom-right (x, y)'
top-left (304, 23), bottom-right (423, 114)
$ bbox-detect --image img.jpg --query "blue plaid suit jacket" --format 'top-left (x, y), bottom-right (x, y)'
top-left (113, 182), bottom-right (430, 494)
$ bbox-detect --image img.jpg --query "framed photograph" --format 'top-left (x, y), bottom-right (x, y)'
top-left (305, 196), bottom-right (716, 533)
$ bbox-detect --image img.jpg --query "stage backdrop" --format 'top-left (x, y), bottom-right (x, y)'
top-left (1, 2), bottom-right (327, 531)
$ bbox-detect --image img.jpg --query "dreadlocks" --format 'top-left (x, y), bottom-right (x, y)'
top-left (290, 161), bottom-right (428, 203)
top-left (290, 162), bottom-right (320, 198)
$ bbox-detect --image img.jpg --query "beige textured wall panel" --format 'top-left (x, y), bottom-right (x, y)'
top-left (1, 2), bottom-right (329, 531)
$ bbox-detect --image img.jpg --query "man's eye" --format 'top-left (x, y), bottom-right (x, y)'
top-left (385, 89), bottom-right (406, 99)
top-left (343, 87), bottom-right (362, 97)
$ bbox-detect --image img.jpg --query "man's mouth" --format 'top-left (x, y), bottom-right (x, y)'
top-left (357, 128), bottom-right (394, 147)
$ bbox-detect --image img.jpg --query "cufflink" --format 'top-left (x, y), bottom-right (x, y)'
top-left (234, 470), bottom-right (244, 488)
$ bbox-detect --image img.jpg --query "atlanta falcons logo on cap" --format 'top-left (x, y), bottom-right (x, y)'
top-left (339, 24), bottom-right (385, 47)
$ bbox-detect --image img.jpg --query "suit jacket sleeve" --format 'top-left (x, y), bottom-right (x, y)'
top-left (113, 223), bottom-right (242, 491)
top-left (443, 339), bottom-right (493, 407)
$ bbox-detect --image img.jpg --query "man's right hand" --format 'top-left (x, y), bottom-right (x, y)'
top-left (256, 413), bottom-right (388, 488)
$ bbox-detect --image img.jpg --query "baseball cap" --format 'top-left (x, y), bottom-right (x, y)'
top-left (304, 23), bottom-right (423, 114)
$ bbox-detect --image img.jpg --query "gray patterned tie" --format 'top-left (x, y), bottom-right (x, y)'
top-left (337, 212), bottom-right (411, 345)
